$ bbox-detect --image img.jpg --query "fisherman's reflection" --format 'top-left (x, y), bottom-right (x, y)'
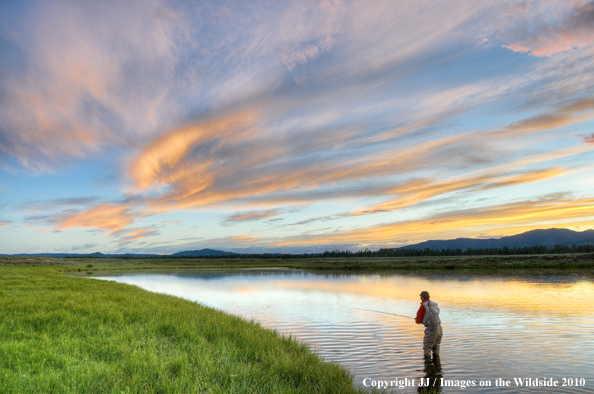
top-left (418, 355), bottom-right (442, 393)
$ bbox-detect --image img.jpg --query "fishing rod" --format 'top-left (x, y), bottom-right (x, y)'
top-left (351, 307), bottom-right (415, 320)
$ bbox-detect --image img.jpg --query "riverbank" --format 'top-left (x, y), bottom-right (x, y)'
top-left (0, 263), bottom-right (365, 393)
top-left (3, 252), bottom-right (592, 272)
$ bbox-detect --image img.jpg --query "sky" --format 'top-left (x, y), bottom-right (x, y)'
top-left (1, 0), bottom-right (594, 254)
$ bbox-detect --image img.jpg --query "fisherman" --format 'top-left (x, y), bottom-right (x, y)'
top-left (415, 291), bottom-right (442, 359)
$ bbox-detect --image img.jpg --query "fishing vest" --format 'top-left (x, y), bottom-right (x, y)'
top-left (422, 300), bottom-right (441, 327)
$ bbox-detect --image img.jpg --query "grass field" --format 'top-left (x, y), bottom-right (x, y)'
top-left (0, 262), bottom-right (366, 393)
top-left (1, 254), bottom-right (592, 393)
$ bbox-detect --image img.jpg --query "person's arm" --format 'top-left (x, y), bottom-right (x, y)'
top-left (415, 304), bottom-right (425, 324)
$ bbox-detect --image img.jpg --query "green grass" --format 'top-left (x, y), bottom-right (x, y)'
top-left (0, 264), bottom-right (364, 393)
top-left (4, 252), bottom-right (593, 273)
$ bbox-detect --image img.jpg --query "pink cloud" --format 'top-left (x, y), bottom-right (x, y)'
top-left (504, 1), bottom-right (594, 57)
top-left (0, 0), bottom-right (183, 171)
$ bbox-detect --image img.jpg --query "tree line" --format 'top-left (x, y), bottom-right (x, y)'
top-left (169, 243), bottom-right (594, 259)
top-left (375, 243), bottom-right (594, 257)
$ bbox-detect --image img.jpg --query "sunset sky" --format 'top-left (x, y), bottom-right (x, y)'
top-left (1, 0), bottom-right (594, 254)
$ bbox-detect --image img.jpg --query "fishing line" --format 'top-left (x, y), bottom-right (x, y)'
top-left (350, 307), bottom-right (415, 320)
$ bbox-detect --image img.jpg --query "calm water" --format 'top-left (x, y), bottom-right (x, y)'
top-left (93, 269), bottom-right (594, 393)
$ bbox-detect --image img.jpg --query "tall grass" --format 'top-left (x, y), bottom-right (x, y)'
top-left (0, 265), bottom-right (364, 393)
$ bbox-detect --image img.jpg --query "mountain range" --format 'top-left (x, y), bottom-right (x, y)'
top-left (171, 249), bottom-right (238, 257)
top-left (3, 228), bottom-right (594, 256)
top-left (398, 228), bottom-right (594, 251)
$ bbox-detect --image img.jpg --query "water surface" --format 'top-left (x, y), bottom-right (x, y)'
top-left (93, 269), bottom-right (594, 393)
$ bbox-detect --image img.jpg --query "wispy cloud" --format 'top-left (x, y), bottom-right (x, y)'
top-left (0, 0), bottom-right (186, 171)
top-left (54, 203), bottom-right (144, 233)
top-left (112, 227), bottom-right (161, 244)
top-left (352, 167), bottom-right (568, 215)
top-left (129, 111), bottom-right (257, 191)
top-left (19, 197), bottom-right (99, 212)
top-left (125, 97), bottom-right (593, 212)
top-left (503, 97), bottom-right (594, 134)
top-left (224, 209), bottom-right (282, 224)
top-left (273, 194), bottom-right (594, 248)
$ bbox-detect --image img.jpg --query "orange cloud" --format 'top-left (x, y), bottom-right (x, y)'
top-left (127, 98), bottom-right (593, 214)
top-left (353, 167), bottom-right (567, 215)
top-left (114, 227), bottom-right (161, 243)
top-left (274, 195), bottom-right (594, 247)
top-left (130, 111), bottom-right (257, 190)
top-left (229, 235), bottom-right (260, 243)
top-left (42, 98), bottom-right (587, 239)
top-left (56, 203), bottom-right (141, 233)
top-left (504, 98), bottom-right (594, 134)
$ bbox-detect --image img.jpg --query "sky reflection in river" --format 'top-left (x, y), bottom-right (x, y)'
top-left (94, 269), bottom-right (594, 393)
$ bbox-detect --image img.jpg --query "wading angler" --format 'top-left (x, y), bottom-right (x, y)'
top-left (415, 291), bottom-right (442, 359)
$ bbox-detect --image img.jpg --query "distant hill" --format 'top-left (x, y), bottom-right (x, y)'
top-left (1, 252), bottom-right (162, 258)
top-left (2, 249), bottom-right (238, 258)
top-left (398, 228), bottom-right (594, 251)
top-left (172, 248), bottom-right (238, 257)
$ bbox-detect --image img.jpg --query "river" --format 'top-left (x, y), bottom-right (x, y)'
top-left (92, 268), bottom-right (594, 393)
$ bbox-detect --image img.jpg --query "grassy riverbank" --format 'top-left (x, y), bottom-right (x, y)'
top-left (4, 252), bottom-right (591, 272)
top-left (0, 263), bottom-right (364, 393)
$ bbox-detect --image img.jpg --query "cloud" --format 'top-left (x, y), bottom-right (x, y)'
top-left (225, 209), bottom-right (282, 223)
top-left (352, 167), bottom-right (568, 215)
top-left (504, 97), bottom-right (594, 134)
top-left (54, 203), bottom-right (144, 233)
top-left (29, 91), bottom-right (592, 238)
top-left (122, 94), bottom-right (593, 217)
top-left (112, 227), bottom-right (161, 244)
top-left (129, 110), bottom-right (257, 190)
top-left (289, 216), bottom-right (339, 226)
top-left (0, 220), bottom-right (11, 227)
top-left (18, 197), bottom-right (99, 212)
top-left (280, 36), bottom-right (335, 70)
top-left (582, 133), bottom-right (594, 143)
top-left (502, 1), bottom-right (594, 57)
top-left (273, 194), bottom-right (594, 247)
top-left (0, 0), bottom-right (493, 172)
top-left (0, 0), bottom-right (185, 171)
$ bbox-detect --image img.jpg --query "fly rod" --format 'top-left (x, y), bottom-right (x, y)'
top-left (351, 307), bottom-right (415, 320)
